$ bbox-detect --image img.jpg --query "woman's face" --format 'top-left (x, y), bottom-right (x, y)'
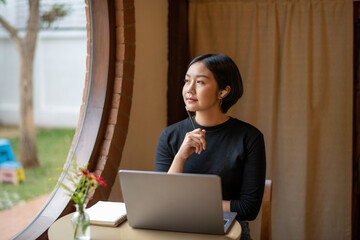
top-left (183, 61), bottom-right (221, 113)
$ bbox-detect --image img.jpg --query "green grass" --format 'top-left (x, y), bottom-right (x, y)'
top-left (0, 128), bottom-right (75, 211)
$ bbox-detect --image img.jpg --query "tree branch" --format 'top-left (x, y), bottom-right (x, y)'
top-left (0, 15), bottom-right (22, 51)
top-left (24, 0), bottom-right (39, 52)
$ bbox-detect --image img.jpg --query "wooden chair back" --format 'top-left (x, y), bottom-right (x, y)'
top-left (260, 179), bottom-right (272, 240)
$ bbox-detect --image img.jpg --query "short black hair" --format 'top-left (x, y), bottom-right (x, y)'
top-left (188, 53), bottom-right (243, 113)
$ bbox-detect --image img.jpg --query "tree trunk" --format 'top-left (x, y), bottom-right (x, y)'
top-left (19, 0), bottom-right (40, 167)
top-left (19, 50), bottom-right (38, 167)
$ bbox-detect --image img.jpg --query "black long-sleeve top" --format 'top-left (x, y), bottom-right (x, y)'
top-left (154, 117), bottom-right (266, 221)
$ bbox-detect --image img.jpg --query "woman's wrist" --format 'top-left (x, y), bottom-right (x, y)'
top-left (222, 200), bottom-right (231, 212)
top-left (175, 152), bottom-right (187, 163)
top-left (168, 154), bottom-right (187, 173)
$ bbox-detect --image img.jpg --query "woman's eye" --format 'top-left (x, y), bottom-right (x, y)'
top-left (184, 79), bottom-right (190, 83)
top-left (197, 80), bottom-right (204, 84)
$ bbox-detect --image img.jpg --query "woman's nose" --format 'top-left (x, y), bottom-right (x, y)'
top-left (186, 80), bottom-right (196, 93)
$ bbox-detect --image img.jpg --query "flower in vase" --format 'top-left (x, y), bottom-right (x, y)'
top-left (57, 160), bottom-right (107, 206)
top-left (54, 159), bottom-right (107, 239)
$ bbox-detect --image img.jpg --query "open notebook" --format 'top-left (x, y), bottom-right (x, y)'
top-left (119, 170), bottom-right (237, 234)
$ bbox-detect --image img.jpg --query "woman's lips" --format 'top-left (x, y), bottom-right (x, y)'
top-left (186, 98), bottom-right (198, 103)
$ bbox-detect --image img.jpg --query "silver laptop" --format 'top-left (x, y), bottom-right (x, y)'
top-left (118, 170), bottom-right (237, 235)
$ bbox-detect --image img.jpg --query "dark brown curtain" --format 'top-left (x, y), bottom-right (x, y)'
top-left (167, 0), bottom-right (190, 126)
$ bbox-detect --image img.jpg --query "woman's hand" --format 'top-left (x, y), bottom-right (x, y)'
top-left (179, 128), bottom-right (206, 157)
top-left (168, 128), bottom-right (206, 173)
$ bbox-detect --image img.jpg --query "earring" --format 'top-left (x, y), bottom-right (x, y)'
top-left (219, 98), bottom-right (223, 106)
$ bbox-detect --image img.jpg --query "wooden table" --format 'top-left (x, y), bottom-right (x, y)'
top-left (48, 213), bottom-right (242, 240)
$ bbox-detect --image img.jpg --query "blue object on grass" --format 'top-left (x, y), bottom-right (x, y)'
top-left (0, 138), bottom-right (17, 165)
top-left (0, 161), bottom-right (22, 169)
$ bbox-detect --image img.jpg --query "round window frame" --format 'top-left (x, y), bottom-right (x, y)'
top-left (11, 0), bottom-right (135, 239)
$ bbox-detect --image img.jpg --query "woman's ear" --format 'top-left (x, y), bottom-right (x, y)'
top-left (219, 86), bottom-right (231, 98)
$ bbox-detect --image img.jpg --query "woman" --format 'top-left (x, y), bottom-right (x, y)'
top-left (154, 53), bottom-right (266, 239)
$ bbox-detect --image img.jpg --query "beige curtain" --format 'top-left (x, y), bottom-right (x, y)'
top-left (189, 0), bottom-right (353, 239)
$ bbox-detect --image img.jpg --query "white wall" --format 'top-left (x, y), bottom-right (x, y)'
top-left (34, 31), bottom-right (86, 127)
top-left (0, 31), bottom-right (87, 127)
top-left (0, 37), bottom-right (19, 125)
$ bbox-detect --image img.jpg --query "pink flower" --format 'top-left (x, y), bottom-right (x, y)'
top-left (57, 160), bottom-right (107, 206)
top-left (95, 176), bottom-right (107, 187)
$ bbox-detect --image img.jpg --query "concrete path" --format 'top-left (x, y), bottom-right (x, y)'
top-left (0, 194), bottom-right (50, 240)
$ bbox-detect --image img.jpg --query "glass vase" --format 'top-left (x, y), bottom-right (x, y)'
top-left (72, 204), bottom-right (90, 240)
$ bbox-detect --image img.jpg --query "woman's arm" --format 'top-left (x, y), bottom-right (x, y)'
top-left (168, 128), bottom-right (206, 173)
top-left (154, 127), bottom-right (206, 173)
top-left (154, 129), bottom-right (173, 172)
top-left (168, 154), bottom-right (187, 173)
top-left (231, 133), bottom-right (266, 220)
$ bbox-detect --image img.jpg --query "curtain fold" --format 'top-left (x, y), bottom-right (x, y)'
top-left (189, 0), bottom-right (353, 239)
